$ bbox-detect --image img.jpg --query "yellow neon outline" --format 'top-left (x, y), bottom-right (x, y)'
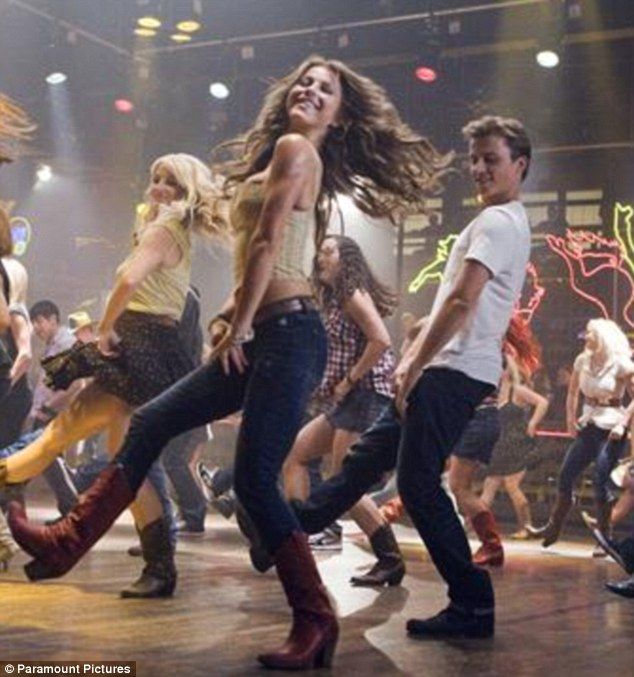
top-left (408, 234), bottom-right (458, 294)
top-left (613, 202), bottom-right (634, 276)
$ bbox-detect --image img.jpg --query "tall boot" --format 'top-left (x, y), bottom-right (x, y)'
top-left (591, 500), bottom-right (613, 558)
top-left (7, 463), bottom-right (134, 581)
top-left (0, 511), bottom-right (19, 571)
top-left (526, 492), bottom-right (572, 547)
top-left (350, 524), bottom-right (406, 587)
top-left (258, 531), bottom-right (338, 670)
top-left (120, 518), bottom-right (176, 598)
top-left (471, 510), bottom-right (504, 567)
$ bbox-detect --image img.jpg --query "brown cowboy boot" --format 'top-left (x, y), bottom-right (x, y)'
top-left (472, 510), bottom-right (504, 567)
top-left (8, 463), bottom-right (134, 581)
top-left (258, 531), bottom-right (338, 670)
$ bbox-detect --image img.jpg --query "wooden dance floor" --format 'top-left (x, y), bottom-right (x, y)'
top-left (2, 507), bottom-right (633, 676)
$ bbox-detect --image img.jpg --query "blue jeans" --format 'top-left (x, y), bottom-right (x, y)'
top-left (558, 423), bottom-right (626, 502)
top-left (162, 428), bottom-right (207, 531)
top-left (293, 403), bottom-right (401, 534)
top-left (116, 309), bottom-right (327, 553)
top-left (397, 368), bottom-right (495, 611)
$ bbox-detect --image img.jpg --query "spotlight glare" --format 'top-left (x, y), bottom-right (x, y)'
top-left (36, 164), bottom-right (52, 182)
top-left (170, 33), bottom-right (192, 43)
top-left (45, 72), bottom-right (67, 85)
top-left (134, 27), bottom-right (157, 38)
top-left (176, 20), bottom-right (201, 33)
top-left (415, 66), bottom-right (438, 83)
top-left (138, 16), bottom-right (162, 29)
top-left (209, 82), bottom-right (230, 100)
top-left (114, 99), bottom-right (135, 114)
top-left (536, 50), bottom-right (560, 68)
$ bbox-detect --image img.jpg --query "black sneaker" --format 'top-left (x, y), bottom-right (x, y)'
top-left (407, 604), bottom-right (494, 639)
top-left (605, 575), bottom-right (634, 599)
top-left (196, 462), bottom-right (219, 503)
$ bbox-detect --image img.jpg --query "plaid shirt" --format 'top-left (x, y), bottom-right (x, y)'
top-left (316, 300), bottom-right (395, 400)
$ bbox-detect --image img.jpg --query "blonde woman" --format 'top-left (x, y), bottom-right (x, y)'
top-left (528, 319), bottom-right (634, 547)
top-left (0, 153), bottom-right (227, 595)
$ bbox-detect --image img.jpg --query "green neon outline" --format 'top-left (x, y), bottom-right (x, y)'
top-left (408, 234), bottom-right (458, 294)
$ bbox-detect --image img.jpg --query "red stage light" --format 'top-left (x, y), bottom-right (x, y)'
top-left (415, 66), bottom-right (438, 83)
top-left (114, 99), bottom-right (134, 113)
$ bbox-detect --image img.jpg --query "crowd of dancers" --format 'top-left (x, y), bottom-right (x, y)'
top-left (1, 55), bottom-right (633, 671)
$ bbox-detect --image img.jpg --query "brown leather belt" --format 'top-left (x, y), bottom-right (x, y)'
top-left (585, 397), bottom-right (621, 408)
top-left (253, 296), bottom-right (317, 326)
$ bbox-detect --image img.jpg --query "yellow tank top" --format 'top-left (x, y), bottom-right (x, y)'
top-left (230, 181), bottom-right (316, 285)
top-left (119, 211), bottom-right (192, 321)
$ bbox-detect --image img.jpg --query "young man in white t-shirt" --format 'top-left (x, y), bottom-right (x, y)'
top-left (395, 116), bottom-right (531, 638)
top-left (281, 116), bottom-right (532, 637)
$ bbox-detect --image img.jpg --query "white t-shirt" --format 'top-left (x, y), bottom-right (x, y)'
top-left (427, 200), bottom-right (531, 385)
top-left (575, 352), bottom-right (634, 430)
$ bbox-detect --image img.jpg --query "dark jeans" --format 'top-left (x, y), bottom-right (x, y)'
top-left (117, 309), bottom-right (327, 553)
top-left (397, 368), bottom-right (495, 611)
top-left (162, 428), bottom-right (207, 530)
top-left (558, 423), bottom-right (627, 502)
top-left (293, 403), bottom-right (401, 534)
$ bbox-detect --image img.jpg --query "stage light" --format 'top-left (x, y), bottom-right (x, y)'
top-left (134, 28), bottom-right (157, 37)
top-left (415, 66), bottom-right (438, 83)
top-left (114, 99), bottom-right (135, 114)
top-left (209, 82), bottom-right (230, 100)
top-left (170, 33), bottom-right (192, 43)
top-left (176, 20), bottom-right (201, 33)
top-left (138, 16), bottom-right (161, 29)
top-left (536, 50), bottom-right (560, 68)
top-left (45, 72), bottom-right (67, 85)
top-left (36, 164), bottom-right (52, 182)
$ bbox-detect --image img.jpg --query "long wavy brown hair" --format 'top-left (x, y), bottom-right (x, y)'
top-left (0, 93), bottom-right (35, 164)
top-left (314, 235), bottom-right (397, 318)
top-left (213, 55), bottom-right (452, 244)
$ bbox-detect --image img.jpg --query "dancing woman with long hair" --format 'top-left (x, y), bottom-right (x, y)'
top-left (282, 234), bottom-right (405, 586)
top-left (9, 55), bottom-right (450, 670)
top-left (528, 318), bottom-right (634, 546)
top-left (1, 153), bottom-right (228, 595)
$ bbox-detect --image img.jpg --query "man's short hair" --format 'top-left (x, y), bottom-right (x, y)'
top-left (29, 299), bottom-right (60, 322)
top-left (462, 115), bottom-right (531, 180)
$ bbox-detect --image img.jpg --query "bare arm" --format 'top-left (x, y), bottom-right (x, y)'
top-left (98, 225), bottom-right (180, 351)
top-left (229, 134), bottom-right (319, 338)
top-left (514, 384), bottom-right (549, 437)
top-left (395, 259), bottom-right (491, 413)
top-left (332, 290), bottom-right (391, 402)
top-left (8, 311), bottom-right (32, 385)
top-left (0, 293), bottom-right (9, 332)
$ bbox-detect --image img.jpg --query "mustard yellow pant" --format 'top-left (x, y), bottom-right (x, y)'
top-left (4, 383), bottom-right (162, 529)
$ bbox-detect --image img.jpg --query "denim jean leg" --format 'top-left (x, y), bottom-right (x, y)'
top-left (557, 425), bottom-right (605, 496)
top-left (147, 461), bottom-right (178, 547)
top-left (117, 359), bottom-right (249, 492)
top-left (42, 458), bottom-right (77, 515)
top-left (234, 311), bottom-right (327, 553)
top-left (397, 369), bottom-right (494, 611)
top-left (594, 435), bottom-right (626, 503)
top-left (162, 429), bottom-right (206, 530)
top-left (293, 403), bottom-right (401, 534)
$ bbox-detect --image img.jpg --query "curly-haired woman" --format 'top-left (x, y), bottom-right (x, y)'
top-left (282, 234), bottom-right (404, 586)
top-left (9, 55), bottom-right (449, 669)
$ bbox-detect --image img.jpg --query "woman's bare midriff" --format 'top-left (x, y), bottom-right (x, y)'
top-left (260, 278), bottom-right (313, 308)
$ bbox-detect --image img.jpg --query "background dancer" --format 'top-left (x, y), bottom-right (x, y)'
top-left (9, 56), bottom-right (450, 670)
top-left (528, 319), bottom-right (634, 547)
top-left (282, 234), bottom-right (404, 586)
top-left (481, 352), bottom-right (549, 540)
top-left (2, 153), bottom-right (226, 597)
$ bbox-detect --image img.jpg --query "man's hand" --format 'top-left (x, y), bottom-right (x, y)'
top-left (333, 378), bottom-right (352, 404)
